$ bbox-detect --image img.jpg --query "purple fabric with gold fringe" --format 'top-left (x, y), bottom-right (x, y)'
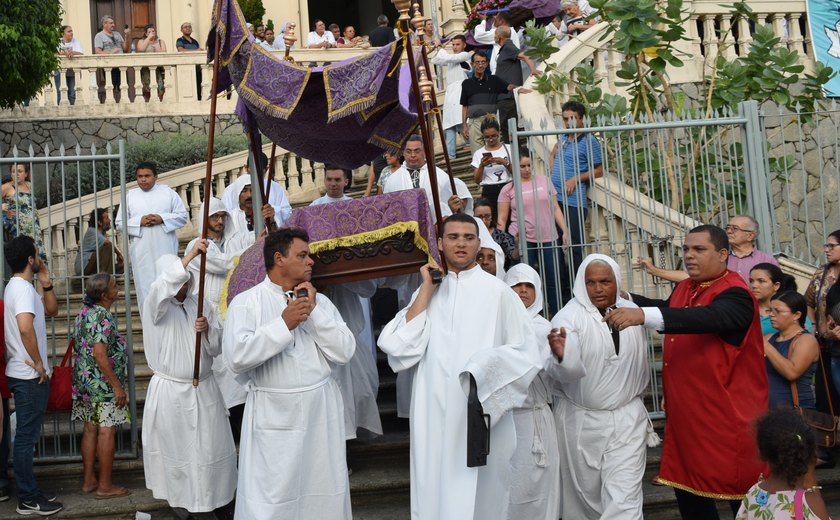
top-left (211, 0), bottom-right (418, 169)
top-left (224, 189), bottom-right (441, 306)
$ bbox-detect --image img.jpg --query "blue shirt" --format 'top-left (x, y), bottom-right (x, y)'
top-left (551, 133), bottom-right (602, 208)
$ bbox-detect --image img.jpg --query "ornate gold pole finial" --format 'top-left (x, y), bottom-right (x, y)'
top-left (411, 3), bottom-right (425, 35)
top-left (283, 23), bottom-right (297, 62)
top-left (418, 65), bottom-right (433, 108)
top-left (392, 0), bottom-right (411, 23)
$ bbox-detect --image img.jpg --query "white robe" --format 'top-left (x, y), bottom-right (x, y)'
top-left (141, 257), bottom-right (237, 512)
top-left (223, 278), bottom-right (356, 520)
top-left (382, 162), bottom-right (454, 223)
top-left (309, 197), bottom-right (382, 439)
top-left (115, 183), bottom-right (187, 310)
top-left (503, 264), bottom-right (560, 520)
top-left (186, 198), bottom-right (251, 410)
top-left (546, 254), bottom-right (649, 519)
top-left (378, 264), bottom-right (542, 520)
top-left (430, 48), bottom-right (471, 129)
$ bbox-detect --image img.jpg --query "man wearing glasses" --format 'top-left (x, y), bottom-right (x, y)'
top-left (460, 53), bottom-right (515, 155)
top-left (176, 22), bottom-right (203, 100)
top-left (637, 214), bottom-right (778, 284)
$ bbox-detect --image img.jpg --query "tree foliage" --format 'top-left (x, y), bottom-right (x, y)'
top-left (0, 0), bottom-right (62, 109)
top-left (238, 0), bottom-right (266, 25)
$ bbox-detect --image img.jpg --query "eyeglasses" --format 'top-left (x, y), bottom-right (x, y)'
top-left (483, 133), bottom-right (499, 141)
top-left (824, 243), bottom-right (840, 250)
top-left (475, 213), bottom-right (492, 220)
top-left (724, 225), bottom-right (755, 234)
top-left (768, 309), bottom-right (793, 316)
top-left (208, 214), bottom-right (225, 221)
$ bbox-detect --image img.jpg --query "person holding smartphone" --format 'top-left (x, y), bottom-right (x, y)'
top-left (472, 115), bottom-right (512, 223)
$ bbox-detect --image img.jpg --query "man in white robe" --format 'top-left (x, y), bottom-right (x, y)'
top-left (222, 166), bottom-right (292, 227)
top-left (503, 264), bottom-right (560, 520)
top-left (309, 167), bottom-right (382, 440)
top-left (382, 134), bottom-right (454, 223)
top-left (141, 244), bottom-right (238, 517)
top-left (115, 161), bottom-right (187, 310)
top-left (223, 228), bottom-right (356, 520)
top-left (378, 213), bottom-right (542, 520)
top-left (430, 35), bottom-right (471, 159)
top-left (223, 173), bottom-right (283, 239)
top-left (545, 253), bottom-right (649, 519)
top-left (185, 197), bottom-right (250, 442)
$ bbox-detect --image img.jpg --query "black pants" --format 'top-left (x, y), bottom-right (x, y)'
top-left (228, 403), bottom-right (245, 445)
top-left (497, 98), bottom-right (518, 143)
top-left (674, 488), bottom-right (740, 519)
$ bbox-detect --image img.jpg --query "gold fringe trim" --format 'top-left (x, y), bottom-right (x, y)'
top-left (309, 221), bottom-right (439, 269)
top-left (324, 43), bottom-right (398, 123)
top-left (218, 253), bottom-right (242, 320)
top-left (218, 223), bottom-right (438, 318)
top-left (654, 477), bottom-right (746, 501)
top-left (236, 44), bottom-right (311, 119)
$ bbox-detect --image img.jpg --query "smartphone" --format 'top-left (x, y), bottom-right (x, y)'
top-left (295, 288), bottom-right (309, 299)
top-left (482, 152), bottom-right (492, 160)
top-left (430, 269), bottom-right (442, 285)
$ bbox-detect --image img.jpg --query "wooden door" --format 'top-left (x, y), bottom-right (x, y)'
top-left (89, 0), bottom-right (156, 48)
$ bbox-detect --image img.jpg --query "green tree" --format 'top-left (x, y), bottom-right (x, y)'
top-left (0, 0), bottom-right (62, 109)
top-left (238, 0), bottom-right (266, 25)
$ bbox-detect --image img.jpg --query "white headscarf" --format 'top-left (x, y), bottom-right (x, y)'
top-left (504, 263), bottom-right (543, 319)
top-left (476, 215), bottom-right (505, 278)
top-left (196, 197), bottom-right (232, 237)
top-left (221, 174), bottom-right (252, 213)
top-left (571, 253), bottom-right (634, 314)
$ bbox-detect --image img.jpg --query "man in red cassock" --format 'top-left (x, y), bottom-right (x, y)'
top-left (604, 224), bottom-right (768, 519)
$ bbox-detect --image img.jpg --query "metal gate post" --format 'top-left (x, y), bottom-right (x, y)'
top-left (739, 100), bottom-right (774, 253)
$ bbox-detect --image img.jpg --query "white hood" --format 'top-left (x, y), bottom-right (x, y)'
top-left (221, 174), bottom-right (252, 213)
top-left (196, 197), bottom-right (233, 238)
top-left (504, 263), bottom-right (543, 319)
top-left (476, 216), bottom-right (505, 278)
top-left (571, 253), bottom-right (634, 314)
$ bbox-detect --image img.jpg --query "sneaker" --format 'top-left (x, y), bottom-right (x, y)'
top-left (38, 492), bottom-right (57, 503)
top-left (15, 496), bottom-right (63, 516)
top-left (0, 486), bottom-right (9, 502)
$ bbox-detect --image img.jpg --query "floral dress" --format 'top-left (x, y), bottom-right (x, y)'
top-left (736, 483), bottom-right (818, 519)
top-left (3, 189), bottom-right (46, 258)
top-left (70, 304), bottom-right (130, 427)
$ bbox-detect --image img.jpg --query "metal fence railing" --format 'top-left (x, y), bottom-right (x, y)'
top-left (0, 142), bottom-right (138, 462)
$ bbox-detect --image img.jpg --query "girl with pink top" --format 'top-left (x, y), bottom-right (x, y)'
top-left (497, 151), bottom-right (570, 314)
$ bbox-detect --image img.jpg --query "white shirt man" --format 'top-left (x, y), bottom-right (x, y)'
top-left (3, 236), bottom-right (62, 515)
top-left (503, 264), bottom-right (560, 520)
top-left (430, 36), bottom-right (471, 157)
top-left (307, 20), bottom-right (336, 48)
top-left (310, 167), bottom-right (382, 439)
top-left (141, 246), bottom-right (238, 516)
top-left (115, 163), bottom-right (187, 310)
top-left (382, 135), bottom-right (454, 223)
top-left (546, 254), bottom-right (649, 519)
top-left (378, 213), bottom-right (542, 519)
top-left (473, 15), bottom-right (520, 74)
top-left (223, 229), bottom-right (356, 519)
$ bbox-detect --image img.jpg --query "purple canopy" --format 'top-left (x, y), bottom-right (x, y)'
top-left (211, 0), bottom-right (419, 169)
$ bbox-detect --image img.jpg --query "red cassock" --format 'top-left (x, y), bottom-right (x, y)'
top-left (657, 270), bottom-right (769, 499)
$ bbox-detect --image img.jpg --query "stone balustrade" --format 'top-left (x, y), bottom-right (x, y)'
top-left (1, 48), bottom-right (376, 120)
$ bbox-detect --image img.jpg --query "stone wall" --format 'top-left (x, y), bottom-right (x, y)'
top-left (1, 115), bottom-right (243, 155)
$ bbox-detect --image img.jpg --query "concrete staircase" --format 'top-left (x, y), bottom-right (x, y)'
top-left (15, 147), bottom-right (840, 519)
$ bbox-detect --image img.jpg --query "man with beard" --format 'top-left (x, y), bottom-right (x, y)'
top-left (75, 207), bottom-right (124, 277)
top-left (3, 236), bottom-right (62, 516)
top-left (378, 213), bottom-right (541, 519)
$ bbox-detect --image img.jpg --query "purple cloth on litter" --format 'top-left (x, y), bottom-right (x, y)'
top-left (224, 190), bottom-right (441, 305)
top-left (211, 0), bottom-right (419, 169)
top-left (464, 0), bottom-right (562, 47)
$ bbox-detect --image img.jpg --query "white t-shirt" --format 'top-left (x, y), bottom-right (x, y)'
top-left (307, 31), bottom-right (335, 47)
top-left (471, 144), bottom-right (513, 185)
top-left (4, 277), bottom-right (50, 379)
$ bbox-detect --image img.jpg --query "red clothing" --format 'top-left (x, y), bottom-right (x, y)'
top-left (0, 301), bottom-right (10, 399)
top-left (658, 271), bottom-right (768, 499)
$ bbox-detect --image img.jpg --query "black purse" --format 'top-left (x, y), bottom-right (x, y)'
top-left (789, 334), bottom-right (839, 448)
